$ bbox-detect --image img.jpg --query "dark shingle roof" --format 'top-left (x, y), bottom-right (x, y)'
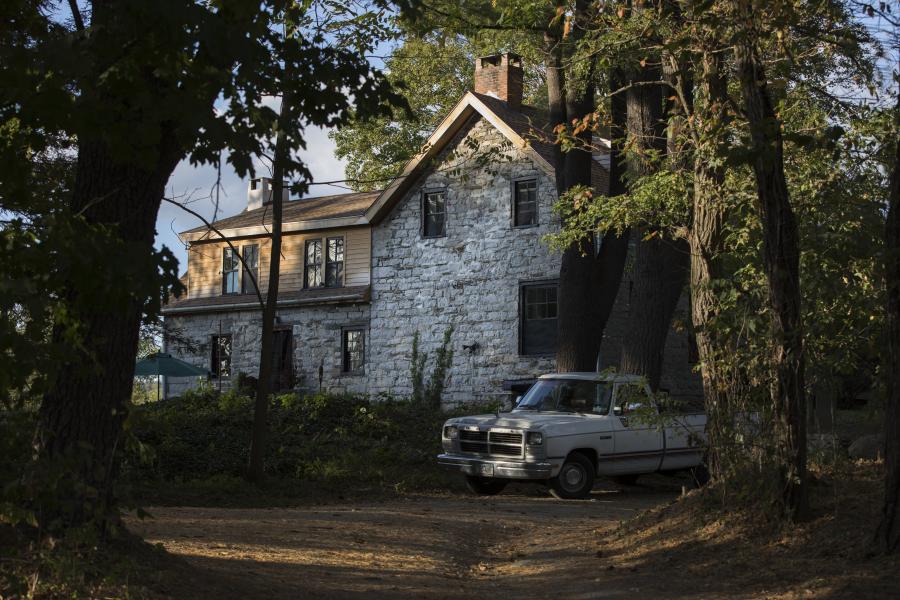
top-left (182, 190), bottom-right (380, 235)
top-left (163, 285), bottom-right (370, 313)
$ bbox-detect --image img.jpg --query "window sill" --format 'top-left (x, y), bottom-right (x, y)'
top-left (512, 223), bottom-right (539, 230)
top-left (421, 234), bottom-right (447, 240)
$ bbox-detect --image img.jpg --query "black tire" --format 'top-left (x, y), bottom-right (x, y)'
top-left (612, 474), bottom-right (640, 486)
top-left (689, 463), bottom-right (710, 487)
top-left (465, 476), bottom-right (508, 496)
top-left (549, 453), bottom-right (595, 499)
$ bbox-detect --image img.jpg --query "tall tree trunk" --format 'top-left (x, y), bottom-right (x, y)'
top-left (38, 139), bottom-right (180, 526)
top-left (544, 2), bottom-right (566, 190)
top-left (876, 95), bottom-right (900, 553)
top-left (555, 0), bottom-right (630, 372)
top-left (735, 18), bottom-right (807, 520)
top-left (619, 58), bottom-right (689, 389)
top-left (688, 49), bottom-right (730, 481)
top-left (247, 84), bottom-right (292, 483)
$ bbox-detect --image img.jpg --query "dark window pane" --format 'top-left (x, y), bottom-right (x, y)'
top-left (522, 283), bottom-right (559, 355)
top-left (514, 180), bottom-right (538, 227)
top-left (222, 248), bottom-right (239, 294)
top-left (423, 191), bottom-right (446, 237)
top-left (242, 245), bottom-right (259, 294)
top-left (342, 329), bottom-right (365, 372)
top-left (211, 335), bottom-right (232, 378)
top-left (325, 237), bottom-right (344, 287)
top-left (305, 240), bottom-right (322, 288)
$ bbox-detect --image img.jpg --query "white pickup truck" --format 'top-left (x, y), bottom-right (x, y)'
top-left (438, 373), bottom-right (707, 499)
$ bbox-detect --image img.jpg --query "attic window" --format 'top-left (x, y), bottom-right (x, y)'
top-left (422, 190), bottom-right (446, 238)
top-left (513, 179), bottom-right (538, 227)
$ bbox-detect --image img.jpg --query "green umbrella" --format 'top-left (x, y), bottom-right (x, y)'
top-left (135, 352), bottom-right (209, 400)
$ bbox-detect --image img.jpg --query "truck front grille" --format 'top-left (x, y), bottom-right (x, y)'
top-left (458, 430), bottom-right (523, 458)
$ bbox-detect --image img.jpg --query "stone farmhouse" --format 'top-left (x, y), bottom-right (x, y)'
top-left (162, 53), bottom-right (702, 405)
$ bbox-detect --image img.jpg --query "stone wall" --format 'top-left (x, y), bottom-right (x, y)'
top-left (367, 114), bottom-right (702, 405)
top-left (164, 302), bottom-right (370, 398)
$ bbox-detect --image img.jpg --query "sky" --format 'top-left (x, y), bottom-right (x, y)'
top-left (157, 125), bottom-right (351, 271)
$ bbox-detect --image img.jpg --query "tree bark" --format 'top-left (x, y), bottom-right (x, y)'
top-left (555, 0), bottom-right (630, 372)
top-left (247, 70), bottom-right (293, 483)
top-left (38, 139), bottom-right (180, 526)
top-left (618, 58), bottom-right (689, 389)
top-left (876, 96), bottom-right (900, 553)
top-left (688, 49), bottom-right (730, 481)
top-left (735, 18), bottom-right (807, 520)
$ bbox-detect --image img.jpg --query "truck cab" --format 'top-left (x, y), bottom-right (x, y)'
top-left (438, 373), bottom-right (707, 499)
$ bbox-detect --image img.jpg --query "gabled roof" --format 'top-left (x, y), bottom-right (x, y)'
top-left (180, 190), bottom-right (379, 243)
top-left (365, 91), bottom-right (611, 225)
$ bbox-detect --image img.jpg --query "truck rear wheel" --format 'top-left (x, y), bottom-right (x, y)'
top-left (465, 476), bottom-right (508, 496)
top-left (549, 453), bottom-right (595, 499)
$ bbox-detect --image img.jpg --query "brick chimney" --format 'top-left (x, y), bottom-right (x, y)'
top-left (474, 53), bottom-right (524, 110)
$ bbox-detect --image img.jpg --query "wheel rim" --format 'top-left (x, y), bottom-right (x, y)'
top-left (561, 464), bottom-right (585, 491)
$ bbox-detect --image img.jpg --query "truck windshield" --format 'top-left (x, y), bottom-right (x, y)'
top-left (516, 379), bottom-right (613, 414)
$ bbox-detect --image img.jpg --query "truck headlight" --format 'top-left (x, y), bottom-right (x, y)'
top-left (526, 432), bottom-right (543, 445)
top-left (444, 425), bottom-right (459, 439)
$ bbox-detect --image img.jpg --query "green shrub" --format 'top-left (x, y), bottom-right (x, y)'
top-left (123, 389), bottom-right (492, 504)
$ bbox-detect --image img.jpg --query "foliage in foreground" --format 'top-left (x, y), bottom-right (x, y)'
top-left (122, 388), bottom-right (486, 504)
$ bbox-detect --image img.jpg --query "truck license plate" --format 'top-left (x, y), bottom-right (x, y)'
top-left (479, 463), bottom-right (494, 476)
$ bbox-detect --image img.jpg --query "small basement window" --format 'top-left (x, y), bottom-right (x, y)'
top-left (211, 334), bottom-right (232, 378)
top-left (521, 283), bottom-right (558, 356)
top-left (513, 179), bottom-right (538, 227)
top-left (342, 329), bottom-right (365, 373)
top-left (422, 190), bottom-right (446, 237)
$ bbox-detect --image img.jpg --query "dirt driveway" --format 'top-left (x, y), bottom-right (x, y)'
top-left (129, 479), bottom-right (694, 600)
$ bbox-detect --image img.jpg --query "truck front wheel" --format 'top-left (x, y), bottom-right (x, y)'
top-left (465, 476), bottom-right (508, 496)
top-left (549, 453), bottom-right (595, 499)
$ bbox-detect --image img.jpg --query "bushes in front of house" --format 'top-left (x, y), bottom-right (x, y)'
top-left (123, 386), bottom-right (493, 503)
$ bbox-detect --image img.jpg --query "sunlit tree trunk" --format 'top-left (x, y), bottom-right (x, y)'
top-left (688, 49), bottom-right (730, 482)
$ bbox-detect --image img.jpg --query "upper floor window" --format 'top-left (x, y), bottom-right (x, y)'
top-left (513, 179), bottom-right (538, 227)
top-left (211, 334), bottom-right (232, 378)
top-left (521, 282), bottom-right (558, 356)
top-left (305, 239), bottom-right (322, 288)
top-left (305, 236), bottom-right (345, 288)
top-left (326, 237), bottom-right (344, 287)
top-left (222, 247), bottom-right (239, 294)
top-left (422, 190), bottom-right (446, 237)
top-left (241, 244), bottom-right (259, 294)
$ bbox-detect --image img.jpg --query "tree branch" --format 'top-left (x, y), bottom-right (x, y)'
top-left (161, 197), bottom-right (265, 311)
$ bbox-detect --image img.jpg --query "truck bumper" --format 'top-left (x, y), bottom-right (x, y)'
top-left (437, 453), bottom-right (553, 480)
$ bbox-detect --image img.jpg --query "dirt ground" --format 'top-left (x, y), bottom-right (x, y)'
top-left (128, 478), bottom-right (689, 600)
